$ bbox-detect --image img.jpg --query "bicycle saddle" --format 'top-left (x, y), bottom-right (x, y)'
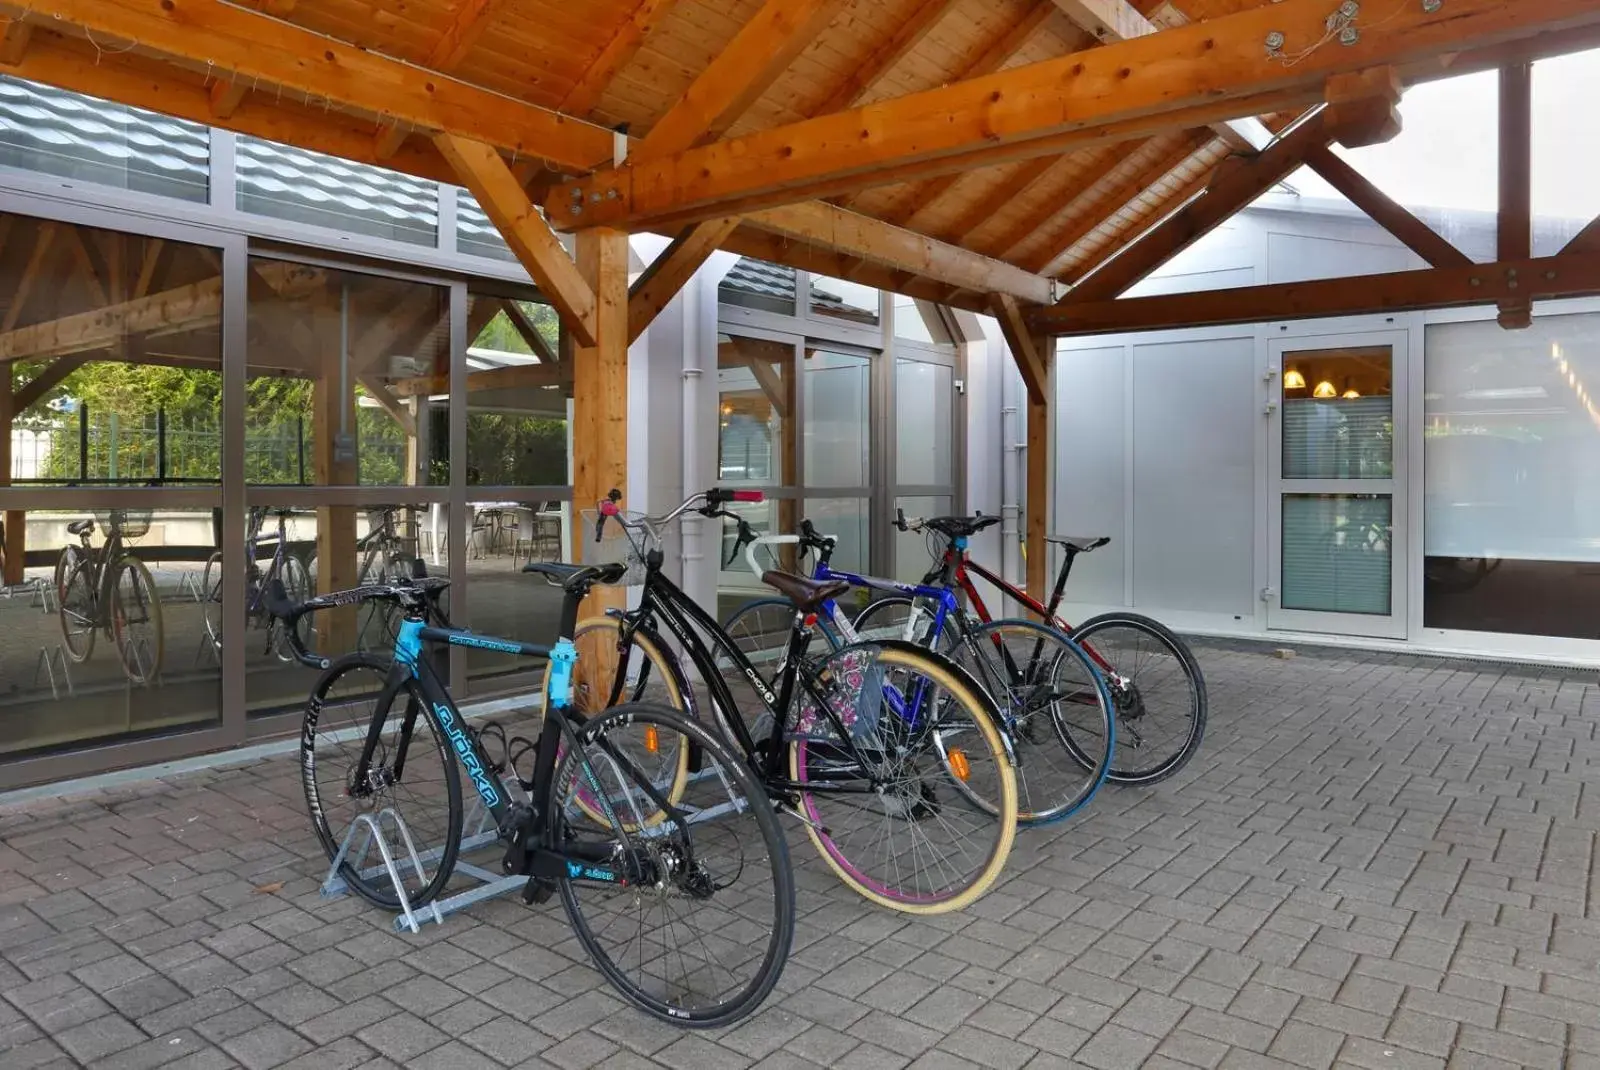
top-left (1045, 534), bottom-right (1110, 552)
top-left (761, 570), bottom-right (849, 613)
top-left (66, 519), bottom-right (94, 537)
top-left (926, 514), bottom-right (1000, 539)
top-left (522, 561), bottom-right (627, 593)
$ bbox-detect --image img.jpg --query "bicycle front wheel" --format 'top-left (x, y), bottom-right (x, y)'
top-left (271, 553), bottom-right (314, 662)
top-left (201, 551), bottom-right (224, 650)
top-left (946, 619), bottom-right (1115, 824)
top-left (58, 555), bottom-right (96, 663)
top-left (556, 701), bottom-right (795, 1028)
top-left (789, 642), bottom-right (1017, 914)
top-left (1071, 613), bottom-right (1206, 785)
top-left (720, 598), bottom-right (798, 680)
top-left (111, 557), bottom-right (164, 683)
top-left (302, 653), bottom-right (463, 910)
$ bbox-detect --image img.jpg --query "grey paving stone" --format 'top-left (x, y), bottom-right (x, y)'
top-left (55, 1014), bottom-right (148, 1063)
top-left (222, 1021), bottom-right (316, 1070)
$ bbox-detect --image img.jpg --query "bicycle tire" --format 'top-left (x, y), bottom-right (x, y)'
top-left (302, 652), bottom-right (463, 910)
top-left (1070, 612), bottom-right (1207, 785)
top-left (565, 616), bottom-right (693, 828)
top-left (945, 618), bottom-right (1115, 825)
top-left (720, 598), bottom-right (798, 678)
top-left (851, 595), bottom-right (916, 644)
top-left (57, 555), bottom-right (96, 663)
top-left (789, 641), bottom-right (1017, 914)
top-left (556, 701), bottom-right (794, 1028)
top-left (271, 554), bottom-right (314, 662)
top-left (201, 551), bottom-right (224, 650)
top-left (111, 556), bottom-right (165, 683)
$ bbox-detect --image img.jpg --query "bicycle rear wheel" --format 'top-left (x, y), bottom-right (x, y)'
top-left (201, 551), bottom-right (223, 650)
top-left (271, 554), bottom-right (313, 662)
top-left (945, 619), bottom-right (1114, 824)
top-left (720, 598), bottom-right (797, 682)
top-left (111, 557), bottom-right (165, 683)
top-left (789, 642), bottom-right (1017, 914)
top-left (57, 555), bottom-right (96, 663)
top-left (1070, 613), bottom-right (1206, 785)
top-left (556, 701), bottom-right (794, 1028)
top-left (302, 653), bottom-right (462, 910)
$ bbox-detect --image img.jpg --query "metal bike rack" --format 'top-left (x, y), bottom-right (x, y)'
top-left (193, 632), bottom-right (221, 668)
top-left (33, 644), bottom-right (73, 699)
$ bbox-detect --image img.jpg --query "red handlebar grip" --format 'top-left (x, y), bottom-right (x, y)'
top-left (599, 500), bottom-right (621, 516)
top-left (732, 490), bottom-right (765, 503)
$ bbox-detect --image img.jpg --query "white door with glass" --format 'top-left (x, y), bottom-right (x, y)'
top-left (1268, 331), bottom-right (1407, 638)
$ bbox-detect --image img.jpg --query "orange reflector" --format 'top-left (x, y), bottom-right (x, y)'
top-left (948, 748), bottom-right (971, 782)
top-left (644, 725), bottom-right (659, 754)
top-left (803, 613), bottom-right (818, 627)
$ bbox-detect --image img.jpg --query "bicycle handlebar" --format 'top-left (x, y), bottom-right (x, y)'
top-left (262, 573), bottom-right (452, 670)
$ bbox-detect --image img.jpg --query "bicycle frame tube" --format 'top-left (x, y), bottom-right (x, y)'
top-left (94, 529), bottom-right (126, 628)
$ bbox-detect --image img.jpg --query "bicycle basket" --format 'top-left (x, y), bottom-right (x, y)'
top-left (791, 647), bottom-right (885, 743)
top-left (98, 509), bottom-right (153, 540)
top-left (579, 509), bottom-right (672, 585)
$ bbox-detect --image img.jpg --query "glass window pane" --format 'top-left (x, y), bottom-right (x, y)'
top-left (1282, 347), bottom-right (1393, 479)
top-left (892, 295), bottom-right (950, 344)
top-left (1424, 311), bottom-right (1600, 638)
top-left (237, 136), bottom-right (438, 246)
top-left (894, 495), bottom-right (950, 584)
top-left (720, 258), bottom-right (795, 315)
top-left (466, 293), bottom-right (567, 488)
top-left (1281, 493), bottom-right (1392, 615)
top-left (463, 498), bottom-right (565, 688)
top-left (0, 76), bottom-right (208, 202)
top-left (0, 506), bottom-right (221, 758)
top-left (803, 348), bottom-right (870, 487)
top-left (246, 258), bottom-right (448, 487)
top-left (7, 216), bottom-right (222, 485)
top-left (809, 275), bottom-right (879, 327)
top-left (803, 498), bottom-right (868, 575)
top-left (719, 334), bottom-right (792, 486)
top-left (456, 189), bottom-right (519, 262)
top-left (896, 358), bottom-right (953, 486)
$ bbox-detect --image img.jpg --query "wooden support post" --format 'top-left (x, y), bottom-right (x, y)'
top-left (0, 369), bottom-right (20, 585)
top-left (1498, 62), bottom-right (1533, 329)
top-left (310, 284), bottom-right (359, 650)
top-left (572, 228), bottom-right (630, 613)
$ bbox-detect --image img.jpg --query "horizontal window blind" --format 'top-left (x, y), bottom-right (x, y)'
top-left (1283, 397), bottom-right (1393, 480)
top-left (1281, 494), bottom-right (1392, 615)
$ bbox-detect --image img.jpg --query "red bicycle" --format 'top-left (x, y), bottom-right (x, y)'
top-left (855, 511), bottom-right (1207, 785)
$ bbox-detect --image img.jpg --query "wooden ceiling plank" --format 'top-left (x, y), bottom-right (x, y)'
top-left (1305, 147), bottom-right (1471, 269)
top-left (812, 0), bottom-right (963, 115)
top-left (435, 132), bottom-right (598, 347)
top-left (21, 0), bottom-right (615, 171)
top-left (559, 0), bottom-right (683, 117)
top-left (746, 202), bottom-right (1058, 305)
top-left (425, 0), bottom-right (510, 71)
top-left (936, 157), bottom-right (1062, 247)
top-left (1024, 132), bottom-right (1209, 275)
top-left (549, 0), bottom-right (1598, 230)
top-left (634, 0), bottom-right (849, 162)
top-left (1028, 251), bottom-right (1600, 335)
top-left (629, 216), bottom-right (741, 342)
top-left (1498, 61), bottom-right (1533, 329)
top-left (1061, 113), bottom-right (1329, 305)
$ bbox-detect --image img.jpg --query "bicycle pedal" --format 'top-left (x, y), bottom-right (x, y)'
top-left (522, 877), bottom-right (556, 905)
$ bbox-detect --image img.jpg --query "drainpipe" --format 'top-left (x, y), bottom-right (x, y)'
top-left (999, 337), bottom-right (1023, 599)
top-left (679, 277), bottom-right (705, 585)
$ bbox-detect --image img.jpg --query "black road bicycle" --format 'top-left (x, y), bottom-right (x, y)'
top-left (56, 510), bottom-right (164, 683)
top-left (575, 488), bottom-right (1019, 915)
top-left (265, 566), bottom-right (794, 1027)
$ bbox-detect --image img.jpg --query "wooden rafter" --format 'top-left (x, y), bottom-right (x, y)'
top-left (1023, 132), bottom-right (1211, 275)
top-left (1027, 251), bottom-right (1600, 336)
top-left (356, 374), bottom-right (417, 437)
top-left (4, 223), bottom-right (57, 333)
top-left (549, 0), bottom-right (1587, 229)
top-left (501, 300), bottom-right (559, 364)
top-left (425, 0), bottom-right (509, 70)
top-left (15, 353), bottom-right (91, 409)
top-left (1562, 215), bottom-right (1600, 257)
top-left (932, 157), bottom-right (1065, 247)
top-left (634, 0), bottom-right (847, 161)
top-left (1062, 113), bottom-right (1330, 305)
top-left (812, 0), bottom-right (964, 116)
top-left (209, 77), bottom-right (248, 120)
top-left (1305, 147), bottom-right (1471, 269)
top-left (435, 133), bottom-right (598, 347)
top-left (1498, 62), bottom-right (1533, 329)
top-left (19, 0), bottom-right (615, 171)
top-left (0, 17), bottom-right (31, 64)
top-left (628, 217), bottom-right (741, 342)
top-left (559, 0), bottom-right (682, 117)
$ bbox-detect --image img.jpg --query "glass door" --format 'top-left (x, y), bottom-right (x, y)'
top-left (1268, 331), bottom-right (1407, 638)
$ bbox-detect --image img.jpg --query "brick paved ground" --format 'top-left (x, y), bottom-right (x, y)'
top-left (3, 642), bottom-right (1600, 1069)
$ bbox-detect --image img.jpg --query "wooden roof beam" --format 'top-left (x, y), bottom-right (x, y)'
top-left (435, 133), bottom-right (598, 347)
top-left (629, 217), bottom-right (741, 342)
top-left (19, 0), bottom-right (615, 171)
top-left (1061, 112), bottom-right (1330, 305)
top-left (1498, 62), bottom-right (1533, 329)
top-left (393, 360), bottom-right (569, 398)
top-left (1305, 147), bottom-right (1471, 269)
top-left (1027, 251), bottom-right (1600, 336)
top-left (548, 0), bottom-right (1599, 230)
top-left (0, 278), bottom-right (221, 362)
top-left (559, 0), bottom-right (682, 117)
top-left (0, 17), bottom-right (32, 64)
top-left (991, 294), bottom-right (1049, 405)
top-left (634, 0), bottom-right (849, 162)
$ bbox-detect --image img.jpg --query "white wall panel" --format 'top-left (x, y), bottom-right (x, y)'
top-left (1131, 337), bottom-right (1257, 615)
top-left (1054, 345), bottom-right (1127, 605)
